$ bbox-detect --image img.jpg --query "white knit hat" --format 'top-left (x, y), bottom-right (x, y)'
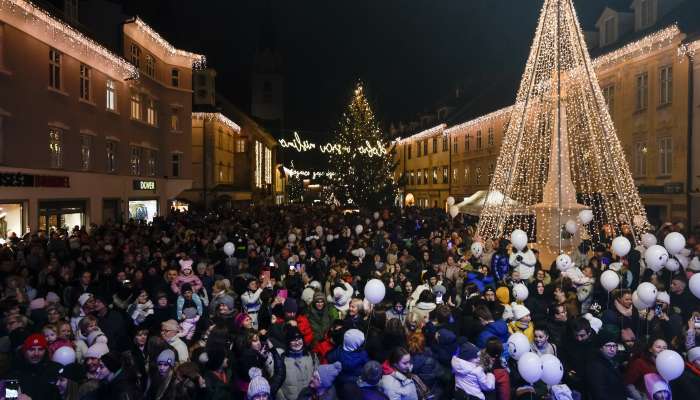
top-left (247, 368), bottom-right (270, 399)
top-left (85, 343), bottom-right (109, 359)
top-left (78, 293), bottom-right (93, 307)
top-left (511, 303), bottom-right (530, 321)
top-left (343, 329), bottom-right (365, 352)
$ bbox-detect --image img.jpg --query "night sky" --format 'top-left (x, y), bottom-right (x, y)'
top-left (123, 0), bottom-right (613, 136)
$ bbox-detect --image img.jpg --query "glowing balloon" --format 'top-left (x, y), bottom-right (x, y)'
top-left (446, 196), bottom-right (455, 206)
top-left (564, 220), bottom-right (577, 235)
top-left (664, 232), bottom-right (686, 255)
top-left (507, 332), bottom-right (530, 360)
top-left (600, 270), bottom-right (620, 292)
top-left (513, 283), bottom-right (529, 301)
top-left (52, 346), bottom-right (76, 366)
top-left (470, 242), bottom-right (484, 258)
top-left (637, 282), bottom-right (658, 305)
top-left (288, 233), bottom-right (297, 243)
top-left (355, 225), bottom-right (363, 235)
top-left (641, 233), bottom-right (657, 248)
top-left (611, 236), bottom-right (631, 257)
top-left (644, 245), bottom-right (669, 272)
top-left (540, 354), bottom-right (564, 385)
top-left (223, 242), bottom-right (235, 256)
top-left (556, 254), bottom-right (572, 271)
top-left (373, 211), bottom-right (380, 220)
top-left (377, 220), bottom-right (384, 229)
top-left (364, 279), bottom-right (386, 304)
top-left (689, 273), bottom-right (700, 299)
top-left (665, 258), bottom-right (680, 272)
top-left (632, 290), bottom-right (654, 310)
top-left (655, 350), bottom-right (684, 381)
top-left (449, 205), bottom-right (459, 218)
top-left (517, 352), bottom-right (543, 384)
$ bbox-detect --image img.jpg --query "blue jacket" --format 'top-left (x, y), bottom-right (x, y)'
top-left (475, 319), bottom-right (509, 348)
top-left (466, 272), bottom-right (495, 293)
top-left (491, 253), bottom-right (510, 282)
top-left (430, 328), bottom-right (463, 367)
top-left (411, 349), bottom-right (444, 387)
top-left (326, 347), bottom-right (370, 385)
top-left (176, 293), bottom-right (203, 320)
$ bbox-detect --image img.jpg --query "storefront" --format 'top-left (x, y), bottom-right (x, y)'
top-left (129, 179), bottom-right (159, 223)
top-left (0, 202), bottom-right (26, 238)
top-left (38, 200), bottom-right (87, 231)
top-left (102, 199), bottom-right (122, 224)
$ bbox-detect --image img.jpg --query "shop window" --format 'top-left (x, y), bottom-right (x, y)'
top-left (0, 203), bottom-right (23, 238)
top-left (129, 200), bottom-right (157, 223)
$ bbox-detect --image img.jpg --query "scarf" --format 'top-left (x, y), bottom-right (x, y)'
top-left (614, 299), bottom-right (633, 317)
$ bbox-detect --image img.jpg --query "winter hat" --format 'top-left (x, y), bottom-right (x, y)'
top-left (29, 298), bottom-right (46, 310)
top-left (456, 342), bottom-right (480, 361)
top-left (308, 281), bottom-right (322, 291)
top-left (656, 291), bottom-right (670, 305)
top-left (87, 330), bottom-right (108, 346)
top-left (46, 292), bottom-right (61, 304)
top-left (511, 303), bottom-right (530, 321)
top-left (687, 347), bottom-right (700, 363)
top-left (644, 373), bottom-right (670, 399)
top-left (179, 259), bottom-right (193, 272)
top-left (285, 326), bottom-right (303, 344)
top-left (432, 285), bottom-right (447, 297)
top-left (247, 367), bottom-right (270, 399)
top-left (496, 287), bottom-right (510, 304)
top-left (183, 307), bottom-right (198, 319)
top-left (157, 349), bottom-right (176, 366)
top-left (181, 283), bottom-right (193, 294)
top-left (361, 360), bottom-right (383, 385)
top-left (343, 329), bottom-right (365, 352)
top-left (234, 313), bottom-right (249, 329)
top-left (284, 298), bottom-right (298, 315)
top-left (597, 324), bottom-right (619, 346)
top-left (85, 342), bottom-right (109, 359)
top-left (100, 351), bottom-right (123, 373)
top-left (301, 287), bottom-right (316, 305)
top-left (219, 295), bottom-right (235, 311)
top-left (22, 333), bottom-right (48, 352)
top-left (317, 362), bottom-right (342, 389)
top-left (78, 293), bottom-right (93, 307)
top-left (583, 313), bottom-right (603, 333)
top-left (313, 292), bottom-right (326, 303)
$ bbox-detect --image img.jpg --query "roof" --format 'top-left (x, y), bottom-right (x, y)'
top-left (214, 95), bottom-right (278, 148)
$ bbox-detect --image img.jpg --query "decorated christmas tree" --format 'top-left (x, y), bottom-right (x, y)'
top-left (330, 82), bottom-right (397, 208)
top-left (477, 0), bottom-right (649, 255)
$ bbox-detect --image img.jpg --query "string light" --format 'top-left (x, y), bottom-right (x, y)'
top-left (592, 25), bottom-right (681, 69)
top-left (283, 167), bottom-right (336, 180)
top-left (0, 0), bottom-right (136, 79)
top-left (476, 0), bottom-right (649, 251)
top-left (444, 108), bottom-right (512, 135)
top-left (279, 131), bottom-right (388, 157)
top-left (192, 112), bottom-right (241, 133)
top-left (131, 17), bottom-right (205, 66)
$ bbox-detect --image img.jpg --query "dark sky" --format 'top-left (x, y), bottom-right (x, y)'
top-left (123, 0), bottom-right (612, 135)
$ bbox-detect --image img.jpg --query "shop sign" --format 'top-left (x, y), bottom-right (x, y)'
top-left (133, 180), bottom-right (156, 191)
top-left (0, 172), bottom-right (69, 188)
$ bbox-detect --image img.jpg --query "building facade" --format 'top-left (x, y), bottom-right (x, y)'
top-left (0, 0), bottom-right (199, 235)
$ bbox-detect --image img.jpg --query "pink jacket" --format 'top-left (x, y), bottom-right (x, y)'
top-left (171, 274), bottom-right (203, 294)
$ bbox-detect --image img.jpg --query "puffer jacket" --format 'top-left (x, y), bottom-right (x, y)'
top-left (379, 370), bottom-right (418, 400)
top-left (326, 347), bottom-right (369, 385)
top-left (431, 328), bottom-right (461, 367)
top-left (308, 305), bottom-right (334, 344)
top-left (410, 349), bottom-right (444, 389)
top-left (277, 351), bottom-right (317, 400)
top-left (508, 250), bottom-right (537, 281)
top-left (451, 356), bottom-right (495, 400)
top-left (475, 319), bottom-right (509, 348)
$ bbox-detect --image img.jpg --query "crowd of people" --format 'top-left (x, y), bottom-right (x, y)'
top-left (0, 205), bottom-right (699, 400)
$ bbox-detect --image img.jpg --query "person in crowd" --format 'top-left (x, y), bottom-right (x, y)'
top-left (278, 326), bottom-right (316, 400)
top-left (531, 323), bottom-right (557, 356)
top-left (451, 341), bottom-right (495, 400)
top-left (474, 305), bottom-right (509, 348)
top-left (327, 328), bottom-right (369, 387)
top-left (623, 338), bottom-right (668, 399)
top-left (161, 319), bottom-right (189, 362)
top-left (298, 362), bottom-right (342, 400)
top-left (584, 327), bottom-right (627, 400)
top-left (508, 303), bottom-right (533, 342)
top-left (380, 347), bottom-right (418, 400)
top-left (308, 292), bottom-right (334, 346)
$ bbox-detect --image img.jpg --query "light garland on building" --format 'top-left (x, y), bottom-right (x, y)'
top-left (592, 25), bottom-right (681, 69)
top-left (0, 0), bottom-right (136, 79)
top-left (132, 17), bottom-right (205, 65)
top-left (445, 107), bottom-right (513, 135)
top-left (279, 131), bottom-right (387, 157)
top-left (192, 112), bottom-right (241, 132)
top-left (397, 124), bottom-right (446, 143)
top-left (476, 0), bottom-right (649, 251)
top-left (678, 39), bottom-right (699, 62)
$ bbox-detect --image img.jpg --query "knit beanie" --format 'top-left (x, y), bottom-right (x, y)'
top-left (85, 343), bottom-right (109, 359)
top-left (22, 333), bottom-right (48, 352)
top-left (247, 367), bottom-right (270, 399)
top-left (495, 287), bottom-right (510, 305)
top-left (78, 293), bottom-right (93, 307)
top-left (286, 326), bottom-right (303, 344)
top-left (313, 292), bottom-right (326, 303)
top-left (284, 298), bottom-right (298, 315)
top-left (219, 295), bottom-right (235, 311)
top-left (597, 324), bottom-right (619, 347)
top-left (100, 351), bottom-right (123, 373)
top-left (644, 373), bottom-right (670, 398)
top-left (317, 362), bottom-right (342, 389)
top-left (157, 349), bottom-right (176, 366)
top-left (361, 360), bottom-right (383, 385)
top-left (456, 342), bottom-right (480, 361)
top-left (342, 329), bottom-right (365, 352)
top-left (511, 303), bottom-right (530, 321)
top-left (179, 259), bottom-right (193, 272)
top-left (46, 292), bottom-right (61, 304)
top-left (183, 307), bottom-right (199, 320)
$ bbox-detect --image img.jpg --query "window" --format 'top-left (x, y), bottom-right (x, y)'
top-left (423, 169), bottom-right (429, 185)
top-left (130, 93), bottom-right (142, 120)
top-left (147, 149), bottom-right (157, 177)
top-left (49, 128), bottom-right (62, 168)
top-left (475, 167), bottom-right (481, 185)
top-left (409, 171), bottom-right (415, 186)
top-left (423, 140), bottom-right (428, 156)
top-left (255, 141), bottom-right (263, 188)
top-left (170, 109), bottom-right (180, 131)
top-left (603, 17), bottom-right (616, 46)
top-left (417, 142), bottom-right (422, 157)
top-left (130, 146), bottom-right (143, 176)
top-left (453, 168), bottom-right (457, 183)
top-left (130, 44), bottom-right (140, 68)
top-left (453, 141), bottom-right (458, 154)
top-left (432, 137), bottom-right (437, 153)
top-left (144, 55), bottom-right (155, 78)
top-left (79, 64), bottom-right (91, 101)
top-left (432, 167), bottom-right (438, 184)
top-left (658, 137), bottom-right (672, 176)
top-left (476, 130), bottom-right (482, 150)
top-left (171, 69), bottom-right (180, 87)
top-left (634, 141), bottom-right (647, 177)
top-left (265, 147), bottom-right (273, 185)
top-left (49, 49), bottom-right (61, 89)
top-left (171, 153), bottom-right (182, 177)
top-left (106, 79), bottom-right (117, 111)
top-left (0, 24), bottom-right (4, 68)
top-left (235, 139), bottom-right (246, 153)
top-left (640, 0), bottom-right (653, 28)
top-left (487, 127), bottom-right (494, 147)
top-left (488, 163), bottom-right (495, 184)
top-left (464, 168), bottom-right (470, 185)
top-left (659, 66), bottom-right (672, 106)
top-left (146, 99), bottom-right (157, 126)
top-left (442, 137), bottom-right (448, 152)
top-left (106, 140), bottom-right (117, 173)
top-left (442, 166), bottom-right (448, 184)
top-left (603, 85), bottom-right (615, 116)
top-left (465, 134), bottom-right (470, 152)
top-left (636, 72), bottom-right (648, 111)
top-left (80, 134), bottom-right (92, 170)
top-left (407, 144), bottom-right (412, 159)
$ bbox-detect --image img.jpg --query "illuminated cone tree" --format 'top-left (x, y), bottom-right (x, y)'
top-left (477, 0), bottom-right (649, 254)
top-left (330, 82), bottom-right (397, 208)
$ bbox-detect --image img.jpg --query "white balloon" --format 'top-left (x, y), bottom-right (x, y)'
top-left (513, 283), bottom-right (529, 301)
top-left (52, 346), bottom-right (76, 366)
top-left (690, 273), bottom-right (700, 299)
top-left (644, 245), bottom-right (669, 272)
top-left (364, 279), bottom-right (386, 304)
top-left (556, 254), bottom-right (572, 271)
top-left (665, 258), bottom-right (680, 272)
top-left (612, 236), bottom-right (631, 257)
top-left (449, 205), bottom-right (459, 218)
top-left (655, 350), bottom-right (685, 381)
top-left (637, 282), bottom-right (658, 305)
top-left (355, 225), bottom-right (363, 235)
top-left (315, 226), bottom-right (323, 236)
top-left (373, 211), bottom-right (380, 220)
top-left (377, 220), bottom-right (384, 229)
top-left (578, 209), bottom-right (594, 224)
top-left (664, 232), bottom-right (686, 255)
top-left (517, 352), bottom-right (543, 384)
top-left (223, 242), bottom-right (235, 256)
top-left (288, 233), bottom-right (297, 244)
top-left (507, 332), bottom-right (530, 360)
top-left (564, 219), bottom-right (577, 235)
top-left (641, 233), bottom-right (657, 248)
top-left (446, 196), bottom-right (455, 206)
top-left (540, 354), bottom-right (564, 386)
top-left (511, 229), bottom-right (528, 251)
top-left (600, 270), bottom-right (620, 292)
top-left (470, 242), bottom-right (484, 258)
top-left (326, 234), bottom-right (334, 242)
top-left (632, 290), bottom-right (654, 310)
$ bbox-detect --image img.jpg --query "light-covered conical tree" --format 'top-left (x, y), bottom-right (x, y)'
top-left (330, 82), bottom-right (397, 208)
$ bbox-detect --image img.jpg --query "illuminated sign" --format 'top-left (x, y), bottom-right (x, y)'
top-left (133, 180), bottom-right (156, 191)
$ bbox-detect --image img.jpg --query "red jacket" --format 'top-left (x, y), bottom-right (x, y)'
top-left (312, 338), bottom-right (335, 364)
top-left (296, 315), bottom-right (314, 346)
top-left (493, 368), bottom-right (510, 400)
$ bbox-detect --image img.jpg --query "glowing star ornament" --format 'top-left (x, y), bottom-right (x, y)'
top-left (476, 0), bottom-right (649, 263)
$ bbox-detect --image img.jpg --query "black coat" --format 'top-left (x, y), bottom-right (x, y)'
top-left (5, 357), bottom-right (60, 400)
top-left (98, 309), bottom-right (132, 352)
top-left (670, 365), bottom-right (700, 398)
top-left (584, 352), bottom-right (626, 400)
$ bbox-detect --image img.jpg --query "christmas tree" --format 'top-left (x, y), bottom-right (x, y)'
top-left (330, 82), bottom-right (397, 208)
top-left (477, 0), bottom-right (649, 253)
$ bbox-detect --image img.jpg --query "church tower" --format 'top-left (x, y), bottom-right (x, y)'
top-left (251, 16), bottom-right (284, 134)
